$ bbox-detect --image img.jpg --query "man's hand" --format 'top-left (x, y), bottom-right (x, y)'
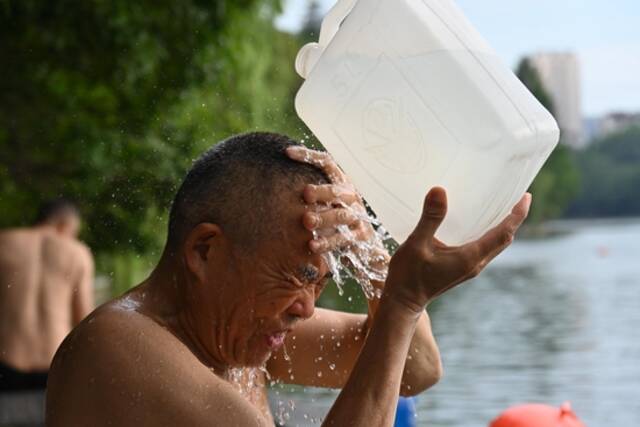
top-left (286, 146), bottom-right (390, 274)
top-left (386, 187), bottom-right (532, 312)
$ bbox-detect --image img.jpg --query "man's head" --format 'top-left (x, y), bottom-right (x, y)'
top-left (35, 198), bottom-right (81, 238)
top-left (166, 132), bottom-right (332, 367)
top-left (167, 132), bottom-right (328, 252)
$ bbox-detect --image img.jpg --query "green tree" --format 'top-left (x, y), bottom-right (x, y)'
top-left (568, 126), bottom-right (640, 217)
top-left (299, 0), bottom-right (323, 44)
top-left (515, 59), bottom-right (556, 114)
top-left (515, 58), bottom-right (580, 223)
top-left (0, 0), bottom-right (305, 259)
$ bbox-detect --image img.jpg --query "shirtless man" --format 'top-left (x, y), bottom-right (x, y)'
top-left (46, 132), bottom-right (530, 426)
top-left (0, 199), bottom-right (94, 392)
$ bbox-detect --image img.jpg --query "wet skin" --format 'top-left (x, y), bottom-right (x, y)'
top-left (46, 147), bottom-right (530, 427)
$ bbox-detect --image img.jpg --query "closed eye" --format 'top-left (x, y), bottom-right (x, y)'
top-left (299, 264), bottom-right (320, 282)
top-left (296, 265), bottom-right (333, 292)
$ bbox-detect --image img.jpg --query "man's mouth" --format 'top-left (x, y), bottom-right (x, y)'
top-left (265, 331), bottom-right (288, 350)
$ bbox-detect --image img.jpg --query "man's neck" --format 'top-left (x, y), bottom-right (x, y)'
top-left (145, 250), bottom-right (231, 376)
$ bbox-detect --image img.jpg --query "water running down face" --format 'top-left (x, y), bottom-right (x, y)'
top-left (184, 180), bottom-right (333, 368)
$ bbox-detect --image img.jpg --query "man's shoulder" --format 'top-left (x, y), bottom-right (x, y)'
top-left (50, 297), bottom-right (216, 387)
top-left (53, 299), bottom-right (173, 366)
top-left (69, 239), bottom-right (93, 269)
top-left (46, 298), bottom-right (259, 426)
top-left (0, 227), bottom-right (31, 244)
top-left (43, 234), bottom-right (92, 259)
top-left (40, 235), bottom-right (93, 277)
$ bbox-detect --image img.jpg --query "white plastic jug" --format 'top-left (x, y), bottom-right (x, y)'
top-left (295, 0), bottom-right (559, 246)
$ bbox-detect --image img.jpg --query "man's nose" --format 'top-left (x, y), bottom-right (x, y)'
top-left (287, 288), bottom-right (315, 320)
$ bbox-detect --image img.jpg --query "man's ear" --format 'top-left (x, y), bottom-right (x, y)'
top-left (183, 223), bottom-right (223, 284)
top-left (54, 220), bottom-right (67, 235)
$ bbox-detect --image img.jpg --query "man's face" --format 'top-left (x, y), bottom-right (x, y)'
top-left (233, 237), bottom-right (331, 367)
top-left (198, 183), bottom-right (332, 368)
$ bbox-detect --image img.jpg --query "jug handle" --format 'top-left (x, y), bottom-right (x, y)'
top-left (295, 0), bottom-right (359, 79)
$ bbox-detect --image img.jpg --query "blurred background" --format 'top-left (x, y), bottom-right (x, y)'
top-left (1, 0), bottom-right (639, 425)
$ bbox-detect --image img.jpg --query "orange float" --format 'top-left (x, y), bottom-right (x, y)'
top-left (490, 402), bottom-right (586, 427)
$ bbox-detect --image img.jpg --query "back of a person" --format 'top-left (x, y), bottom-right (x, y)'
top-left (0, 199), bottom-right (93, 393)
top-left (0, 199), bottom-right (93, 425)
top-left (0, 227), bottom-right (83, 372)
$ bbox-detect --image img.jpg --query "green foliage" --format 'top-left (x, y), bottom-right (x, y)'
top-left (317, 278), bottom-right (368, 314)
top-left (527, 144), bottom-right (580, 222)
top-left (568, 126), bottom-right (640, 217)
top-left (95, 251), bottom-right (157, 298)
top-left (515, 59), bottom-right (556, 114)
top-left (0, 0), bottom-right (305, 258)
top-left (299, 0), bottom-right (322, 44)
top-left (515, 58), bottom-right (580, 223)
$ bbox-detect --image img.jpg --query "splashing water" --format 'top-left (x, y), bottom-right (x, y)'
top-left (224, 367), bottom-right (265, 409)
top-left (297, 140), bottom-right (394, 298)
top-left (274, 399), bottom-right (296, 426)
top-left (321, 206), bottom-right (392, 299)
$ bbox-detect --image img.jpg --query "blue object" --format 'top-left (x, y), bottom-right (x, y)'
top-left (394, 397), bottom-right (417, 427)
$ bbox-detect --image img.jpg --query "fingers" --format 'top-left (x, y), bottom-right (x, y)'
top-left (286, 146), bottom-right (346, 183)
top-left (461, 193), bottom-right (532, 265)
top-left (303, 208), bottom-right (361, 231)
top-left (303, 184), bottom-right (361, 205)
top-left (408, 187), bottom-right (448, 244)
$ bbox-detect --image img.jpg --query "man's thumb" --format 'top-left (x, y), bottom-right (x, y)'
top-left (409, 187), bottom-right (448, 243)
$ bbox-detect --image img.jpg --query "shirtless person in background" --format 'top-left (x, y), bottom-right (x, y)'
top-left (0, 199), bottom-right (94, 392)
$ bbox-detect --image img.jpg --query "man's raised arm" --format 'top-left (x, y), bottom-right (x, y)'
top-left (271, 146), bottom-right (442, 394)
top-left (321, 187), bottom-right (530, 426)
top-left (267, 301), bottom-right (441, 395)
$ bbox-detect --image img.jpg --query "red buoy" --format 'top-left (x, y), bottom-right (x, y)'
top-left (490, 402), bottom-right (586, 427)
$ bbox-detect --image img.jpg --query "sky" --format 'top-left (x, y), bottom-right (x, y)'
top-left (276, 0), bottom-right (640, 117)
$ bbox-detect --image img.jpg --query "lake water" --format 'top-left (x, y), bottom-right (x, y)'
top-left (270, 219), bottom-right (640, 426)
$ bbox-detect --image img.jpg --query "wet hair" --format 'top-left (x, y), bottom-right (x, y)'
top-left (167, 132), bottom-right (328, 251)
top-left (35, 198), bottom-right (80, 224)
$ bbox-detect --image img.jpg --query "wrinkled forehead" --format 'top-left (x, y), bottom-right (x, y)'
top-left (263, 182), bottom-right (329, 275)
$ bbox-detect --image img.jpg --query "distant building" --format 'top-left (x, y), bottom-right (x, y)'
top-left (528, 52), bottom-right (584, 148)
top-left (598, 112), bottom-right (640, 138)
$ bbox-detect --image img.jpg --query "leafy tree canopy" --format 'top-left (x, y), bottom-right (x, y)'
top-left (515, 58), bottom-right (580, 223)
top-left (0, 0), bottom-right (306, 255)
top-left (568, 126), bottom-right (640, 218)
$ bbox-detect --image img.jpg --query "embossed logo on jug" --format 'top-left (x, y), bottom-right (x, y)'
top-left (362, 97), bottom-right (426, 173)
